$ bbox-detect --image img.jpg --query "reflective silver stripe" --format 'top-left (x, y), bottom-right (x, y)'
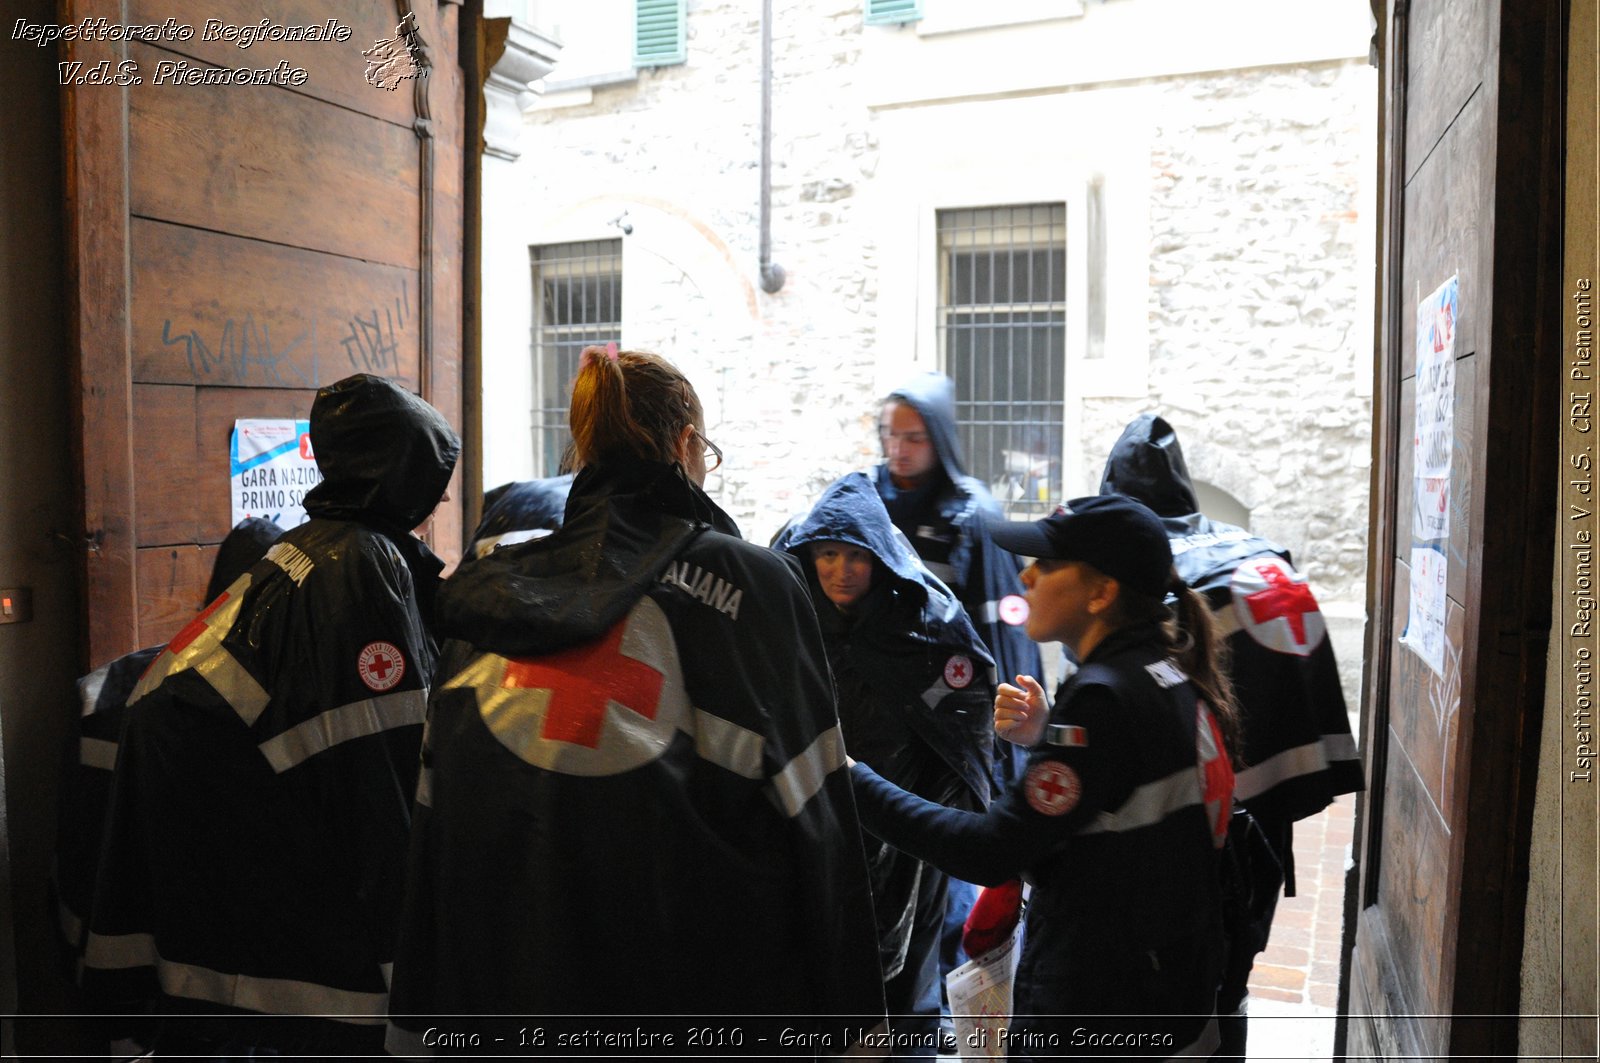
top-left (693, 708), bottom-right (765, 779)
top-left (770, 726), bottom-right (846, 818)
top-left (381, 962), bottom-right (393, 990)
top-left (386, 1022), bottom-right (432, 1059)
top-left (84, 931), bottom-right (157, 970)
top-left (414, 766), bottom-right (433, 808)
top-left (1173, 1016), bottom-right (1220, 1057)
top-left (79, 663), bottom-right (111, 716)
top-left (920, 676), bottom-right (952, 711)
top-left (258, 689), bottom-right (428, 773)
top-left (80, 736), bottom-right (119, 770)
top-left (1076, 765), bottom-right (1200, 836)
top-left (978, 599), bottom-right (1001, 625)
top-left (1234, 732), bottom-right (1361, 801)
top-left (197, 646), bottom-right (272, 725)
top-left (158, 960), bottom-right (387, 1023)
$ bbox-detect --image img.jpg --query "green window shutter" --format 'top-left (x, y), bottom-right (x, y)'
top-left (865, 0), bottom-right (922, 25)
top-left (634, 0), bottom-right (686, 67)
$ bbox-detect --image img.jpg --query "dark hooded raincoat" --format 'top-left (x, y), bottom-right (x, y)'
top-left (82, 375), bottom-right (459, 1052)
top-left (875, 373), bottom-right (1043, 703)
top-left (774, 473), bottom-right (994, 1028)
top-left (386, 460), bottom-right (884, 1055)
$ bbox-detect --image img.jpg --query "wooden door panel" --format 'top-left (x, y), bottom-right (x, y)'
top-left (127, 0), bottom-right (420, 126)
top-left (1403, 0), bottom-right (1494, 184)
top-left (195, 386), bottom-right (317, 543)
top-left (68, 0), bottom-right (466, 667)
top-left (136, 543), bottom-right (218, 645)
top-left (130, 221), bottom-right (420, 390)
top-left (1397, 92), bottom-right (1492, 382)
top-left (132, 384), bottom-right (199, 547)
top-left (126, 42), bottom-right (422, 268)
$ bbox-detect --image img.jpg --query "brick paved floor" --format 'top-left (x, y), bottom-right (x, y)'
top-left (1245, 791), bottom-right (1357, 1062)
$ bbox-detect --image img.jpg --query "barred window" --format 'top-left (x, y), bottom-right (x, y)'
top-left (937, 204), bottom-right (1067, 518)
top-left (530, 239), bottom-right (622, 477)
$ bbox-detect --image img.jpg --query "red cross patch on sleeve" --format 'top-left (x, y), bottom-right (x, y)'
top-left (944, 654), bottom-right (974, 689)
top-left (1024, 760), bottom-right (1082, 817)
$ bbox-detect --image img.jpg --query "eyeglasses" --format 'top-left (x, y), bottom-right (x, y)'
top-left (878, 429), bottom-right (930, 445)
top-left (695, 429), bottom-right (724, 473)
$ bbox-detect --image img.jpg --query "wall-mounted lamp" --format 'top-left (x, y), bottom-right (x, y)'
top-left (610, 211), bottom-right (633, 236)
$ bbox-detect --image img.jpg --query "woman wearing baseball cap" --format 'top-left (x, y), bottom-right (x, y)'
top-left (848, 494), bottom-right (1241, 1059)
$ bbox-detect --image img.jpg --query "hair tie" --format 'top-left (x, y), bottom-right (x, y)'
top-left (605, 342), bottom-right (619, 361)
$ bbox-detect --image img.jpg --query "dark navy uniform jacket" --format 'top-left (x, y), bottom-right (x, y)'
top-left (851, 622), bottom-right (1233, 1059)
top-left (387, 460), bottom-right (884, 1055)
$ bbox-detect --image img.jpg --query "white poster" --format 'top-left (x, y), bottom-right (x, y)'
top-left (1412, 275), bottom-right (1459, 540)
top-left (230, 419), bottom-right (320, 530)
top-left (1401, 545), bottom-right (1448, 676)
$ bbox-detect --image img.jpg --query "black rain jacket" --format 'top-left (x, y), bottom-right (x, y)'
top-left (386, 459), bottom-right (885, 1055)
top-left (82, 375), bottom-right (458, 1052)
top-left (466, 473), bottom-right (574, 558)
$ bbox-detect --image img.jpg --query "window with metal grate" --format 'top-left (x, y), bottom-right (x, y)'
top-left (633, 0), bottom-right (686, 67)
top-left (864, 0), bottom-right (922, 25)
top-left (530, 239), bottom-right (623, 477)
top-left (937, 203), bottom-right (1067, 519)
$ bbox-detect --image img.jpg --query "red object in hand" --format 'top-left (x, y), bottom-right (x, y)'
top-left (962, 878), bottom-right (1025, 958)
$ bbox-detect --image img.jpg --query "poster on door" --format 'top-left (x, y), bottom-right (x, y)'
top-left (1412, 275), bottom-right (1458, 541)
top-left (1400, 544), bottom-right (1448, 676)
top-left (230, 419), bottom-right (321, 530)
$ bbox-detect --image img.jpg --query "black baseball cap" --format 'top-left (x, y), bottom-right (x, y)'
top-left (989, 494), bottom-right (1173, 597)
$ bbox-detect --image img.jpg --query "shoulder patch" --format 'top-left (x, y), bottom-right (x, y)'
top-left (357, 641), bottom-right (406, 692)
top-left (1229, 556), bottom-right (1326, 656)
top-left (943, 654), bottom-right (974, 689)
top-left (1046, 723), bottom-right (1089, 748)
top-left (1144, 659), bottom-right (1188, 689)
top-left (1024, 760), bottom-right (1082, 817)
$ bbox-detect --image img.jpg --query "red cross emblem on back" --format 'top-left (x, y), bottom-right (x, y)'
top-left (1243, 560), bottom-right (1319, 648)
top-left (503, 619), bottom-right (665, 749)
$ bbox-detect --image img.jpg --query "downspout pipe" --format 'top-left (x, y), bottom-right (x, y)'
top-left (758, 0), bottom-right (785, 293)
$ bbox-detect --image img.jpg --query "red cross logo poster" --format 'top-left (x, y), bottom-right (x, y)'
top-left (444, 597), bottom-right (690, 776)
top-left (1230, 557), bottom-right (1327, 656)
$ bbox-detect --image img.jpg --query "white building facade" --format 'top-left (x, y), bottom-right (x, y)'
top-left (482, 0), bottom-right (1377, 698)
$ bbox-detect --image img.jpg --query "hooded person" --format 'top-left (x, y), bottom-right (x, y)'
top-left (386, 348), bottom-right (884, 1055)
top-left (54, 516), bottom-right (284, 982)
top-left (874, 372), bottom-right (1042, 699)
top-left (465, 473), bottom-right (575, 559)
top-left (1098, 412), bottom-right (1364, 1061)
top-left (80, 374), bottom-right (459, 1056)
top-left (774, 472), bottom-right (994, 1058)
top-left (873, 372), bottom-right (1044, 1012)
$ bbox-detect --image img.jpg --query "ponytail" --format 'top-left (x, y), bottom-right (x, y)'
top-left (568, 346), bottom-right (702, 470)
top-left (1167, 579), bottom-right (1243, 767)
top-left (1107, 570), bottom-right (1244, 767)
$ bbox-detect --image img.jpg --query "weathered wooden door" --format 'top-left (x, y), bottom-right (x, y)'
top-left (1347, 0), bottom-right (1564, 1056)
top-left (64, 0), bottom-right (466, 668)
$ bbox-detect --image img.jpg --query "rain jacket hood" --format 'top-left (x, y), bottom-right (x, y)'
top-left (303, 374), bottom-right (461, 533)
top-left (439, 460), bottom-right (737, 657)
top-left (1099, 412), bottom-right (1289, 594)
top-left (466, 474), bottom-right (575, 559)
top-left (886, 371), bottom-right (972, 485)
top-left (774, 472), bottom-right (991, 670)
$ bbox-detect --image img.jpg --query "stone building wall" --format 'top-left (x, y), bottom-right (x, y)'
top-left (490, 0), bottom-right (1376, 699)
